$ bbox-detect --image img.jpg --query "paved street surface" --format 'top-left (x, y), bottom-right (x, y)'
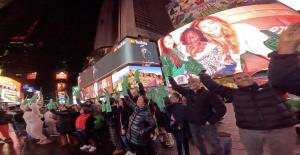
top-left (0, 104), bottom-right (299, 155)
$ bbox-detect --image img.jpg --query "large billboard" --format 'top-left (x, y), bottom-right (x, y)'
top-left (166, 0), bottom-right (276, 28)
top-left (0, 76), bottom-right (21, 103)
top-left (112, 66), bottom-right (164, 92)
top-left (159, 3), bottom-right (300, 84)
top-left (26, 72), bottom-right (37, 80)
top-left (56, 72), bottom-right (68, 80)
top-left (80, 37), bottom-right (161, 89)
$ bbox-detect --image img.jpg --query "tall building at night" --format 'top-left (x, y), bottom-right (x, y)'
top-left (93, 0), bottom-right (173, 51)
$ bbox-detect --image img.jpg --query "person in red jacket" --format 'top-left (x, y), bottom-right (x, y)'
top-left (75, 107), bottom-right (96, 152)
top-left (0, 109), bottom-right (13, 144)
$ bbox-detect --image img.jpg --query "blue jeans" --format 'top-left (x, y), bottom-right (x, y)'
top-left (108, 125), bottom-right (122, 150)
top-left (189, 123), bottom-right (223, 155)
top-left (121, 135), bottom-right (133, 152)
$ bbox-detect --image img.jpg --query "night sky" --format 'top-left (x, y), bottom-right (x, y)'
top-left (0, 0), bottom-right (102, 97)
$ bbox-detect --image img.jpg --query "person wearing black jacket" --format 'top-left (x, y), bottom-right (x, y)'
top-left (51, 105), bottom-right (79, 146)
top-left (200, 73), bottom-right (298, 155)
top-left (268, 22), bottom-right (300, 96)
top-left (102, 98), bottom-right (123, 155)
top-left (169, 76), bottom-right (226, 155)
top-left (125, 95), bottom-right (156, 155)
top-left (166, 92), bottom-right (190, 155)
top-left (118, 96), bottom-right (134, 154)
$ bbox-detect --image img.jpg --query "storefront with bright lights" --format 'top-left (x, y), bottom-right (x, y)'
top-left (0, 76), bottom-right (21, 105)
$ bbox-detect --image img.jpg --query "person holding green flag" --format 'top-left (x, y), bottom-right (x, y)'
top-left (21, 91), bottom-right (52, 145)
top-left (127, 71), bottom-right (146, 102)
top-left (102, 95), bottom-right (123, 155)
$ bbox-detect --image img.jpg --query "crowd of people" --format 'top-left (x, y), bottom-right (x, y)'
top-left (0, 22), bottom-right (299, 155)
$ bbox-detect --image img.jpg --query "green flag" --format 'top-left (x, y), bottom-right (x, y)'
top-left (121, 75), bottom-right (129, 95)
top-left (134, 70), bottom-right (141, 83)
top-left (47, 99), bottom-right (57, 110)
top-left (104, 89), bottom-right (112, 112)
top-left (261, 30), bottom-right (279, 51)
top-left (72, 86), bottom-right (80, 98)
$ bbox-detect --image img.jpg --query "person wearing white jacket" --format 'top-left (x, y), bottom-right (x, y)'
top-left (21, 92), bottom-right (51, 145)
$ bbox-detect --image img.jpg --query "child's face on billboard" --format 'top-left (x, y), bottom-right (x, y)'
top-left (163, 36), bottom-right (175, 49)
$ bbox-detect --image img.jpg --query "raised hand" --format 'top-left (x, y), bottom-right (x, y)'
top-left (278, 22), bottom-right (300, 54)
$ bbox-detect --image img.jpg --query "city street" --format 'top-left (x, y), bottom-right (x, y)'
top-left (1, 104), bottom-right (299, 155)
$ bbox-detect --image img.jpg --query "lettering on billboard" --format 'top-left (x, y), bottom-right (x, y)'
top-left (166, 0), bottom-right (276, 28)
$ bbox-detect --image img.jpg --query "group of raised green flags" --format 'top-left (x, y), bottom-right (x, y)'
top-left (63, 55), bottom-right (205, 112)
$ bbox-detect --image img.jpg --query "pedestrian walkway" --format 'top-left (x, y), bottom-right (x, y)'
top-left (0, 104), bottom-right (299, 155)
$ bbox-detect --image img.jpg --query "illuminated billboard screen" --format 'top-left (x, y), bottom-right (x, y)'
top-left (26, 72), bottom-right (37, 80)
top-left (57, 83), bottom-right (66, 91)
top-left (0, 76), bottom-right (21, 103)
top-left (56, 72), bottom-right (68, 80)
top-left (80, 38), bottom-right (160, 89)
top-left (159, 3), bottom-right (300, 84)
top-left (112, 66), bottom-right (164, 92)
top-left (166, 0), bottom-right (276, 28)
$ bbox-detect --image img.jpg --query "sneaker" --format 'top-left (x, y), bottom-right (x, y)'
top-left (125, 151), bottom-right (136, 155)
top-left (80, 145), bottom-right (91, 150)
top-left (112, 149), bottom-right (123, 155)
top-left (88, 146), bottom-right (97, 152)
top-left (39, 139), bottom-right (51, 145)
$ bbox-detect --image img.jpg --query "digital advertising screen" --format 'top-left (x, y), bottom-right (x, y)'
top-left (26, 72), bottom-right (37, 80)
top-left (166, 0), bottom-right (275, 28)
top-left (0, 76), bottom-right (21, 103)
top-left (57, 82), bottom-right (66, 91)
top-left (56, 72), bottom-right (68, 80)
top-left (112, 65), bottom-right (164, 92)
top-left (159, 3), bottom-right (300, 84)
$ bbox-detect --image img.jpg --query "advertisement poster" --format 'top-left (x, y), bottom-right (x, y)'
top-left (0, 76), bottom-right (21, 103)
top-left (57, 91), bottom-right (66, 104)
top-left (166, 0), bottom-right (275, 28)
top-left (113, 38), bottom-right (160, 65)
top-left (26, 72), bottom-right (37, 80)
top-left (101, 76), bottom-right (113, 94)
top-left (112, 66), bottom-right (164, 92)
top-left (57, 83), bottom-right (66, 91)
top-left (159, 3), bottom-right (300, 84)
top-left (56, 72), bottom-right (68, 80)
